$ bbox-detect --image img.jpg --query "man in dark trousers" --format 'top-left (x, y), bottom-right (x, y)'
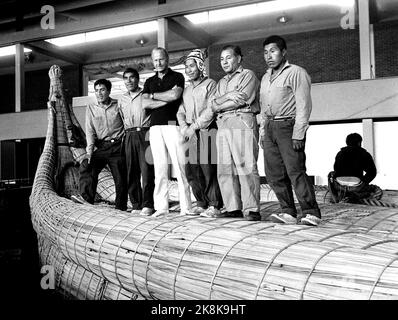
top-left (118, 68), bottom-right (155, 215)
top-left (328, 133), bottom-right (382, 203)
top-left (259, 35), bottom-right (321, 226)
top-left (177, 49), bottom-right (223, 217)
top-left (72, 79), bottom-right (128, 211)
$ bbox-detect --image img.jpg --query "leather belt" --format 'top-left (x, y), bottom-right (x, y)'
top-left (266, 115), bottom-right (294, 121)
top-left (125, 127), bottom-right (149, 132)
top-left (218, 109), bottom-right (254, 119)
top-left (96, 138), bottom-right (121, 147)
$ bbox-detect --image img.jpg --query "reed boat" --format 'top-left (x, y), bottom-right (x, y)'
top-left (29, 66), bottom-right (398, 300)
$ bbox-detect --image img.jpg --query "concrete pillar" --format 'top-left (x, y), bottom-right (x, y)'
top-left (15, 43), bottom-right (25, 112)
top-left (358, 0), bottom-right (375, 79)
top-left (157, 18), bottom-right (168, 50)
top-left (362, 118), bottom-right (375, 159)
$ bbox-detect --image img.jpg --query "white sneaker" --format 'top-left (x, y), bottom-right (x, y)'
top-left (270, 213), bottom-right (297, 224)
top-left (186, 207), bottom-right (206, 216)
top-left (131, 209), bottom-right (142, 214)
top-left (152, 210), bottom-right (169, 218)
top-left (301, 214), bottom-right (321, 226)
top-left (180, 209), bottom-right (194, 216)
top-left (140, 207), bottom-right (154, 216)
top-left (200, 206), bottom-right (221, 218)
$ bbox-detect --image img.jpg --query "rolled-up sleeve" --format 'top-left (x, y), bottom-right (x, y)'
top-left (177, 102), bottom-right (188, 130)
top-left (291, 68), bottom-right (312, 140)
top-left (236, 70), bottom-right (259, 106)
top-left (192, 80), bottom-right (217, 130)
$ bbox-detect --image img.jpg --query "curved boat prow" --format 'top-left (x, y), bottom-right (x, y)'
top-left (28, 65), bottom-right (398, 300)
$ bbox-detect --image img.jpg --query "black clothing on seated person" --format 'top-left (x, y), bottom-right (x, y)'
top-left (333, 145), bottom-right (376, 184)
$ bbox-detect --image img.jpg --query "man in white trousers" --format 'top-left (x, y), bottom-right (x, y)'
top-left (142, 47), bottom-right (192, 217)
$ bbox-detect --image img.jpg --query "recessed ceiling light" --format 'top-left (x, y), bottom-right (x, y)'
top-left (277, 15), bottom-right (289, 23)
top-left (0, 45), bottom-right (31, 57)
top-left (136, 37), bottom-right (148, 47)
top-left (45, 21), bottom-right (157, 47)
top-left (185, 0), bottom-right (355, 24)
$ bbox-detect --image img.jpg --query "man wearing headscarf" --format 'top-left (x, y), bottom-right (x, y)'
top-left (177, 49), bottom-right (223, 217)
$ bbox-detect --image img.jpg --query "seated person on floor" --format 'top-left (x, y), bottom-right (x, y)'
top-left (328, 133), bottom-right (382, 203)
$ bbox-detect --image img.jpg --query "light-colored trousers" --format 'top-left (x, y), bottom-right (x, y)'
top-left (216, 113), bottom-right (260, 214)
top-left (149, 125), bottom-right (192, 212)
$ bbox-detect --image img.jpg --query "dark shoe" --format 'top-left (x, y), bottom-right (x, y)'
top-left (219, 210), bottom-right (243, 218)
top-left (71, 194), bottom-right (89, 204)
top-left (245, 211), bottom-right (261, 221)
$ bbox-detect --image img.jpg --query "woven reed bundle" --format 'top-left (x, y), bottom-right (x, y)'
top-left (40, 219), bottom-right (398, 300)
top-left (47, 65), bottom-right (133, 207)
top-left (160, 194), bottom-right (398, 239)
top-left (38, 214), bottom-right (398, 301)
top-left (258, 184), bottom-right (398, 208)
top-left (38, 236), bottom-right (141, 300)
top-left (31, 109), bottom-right (398, 300)
top-left (94, 172), bottom-right (398, 209)
top-left (168, 181), bottom-right (398, 208)
top-left (31, 65), bottom-right (398, 300)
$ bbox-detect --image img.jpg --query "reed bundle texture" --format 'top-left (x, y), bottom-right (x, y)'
top-left (30, 65), bottom-right (398, 300)
top-left (30, 106), bottom-right (398, 300)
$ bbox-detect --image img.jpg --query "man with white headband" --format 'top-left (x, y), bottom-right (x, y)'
top-left (177, 49), bottom-right (223, 217)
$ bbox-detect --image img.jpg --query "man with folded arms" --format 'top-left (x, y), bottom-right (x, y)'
top-left (210, 45), bottom-right (261, 221)
top-left (72, 79), bottom-right (128, 211)
top-left (259, 35), bottom-right (321, 226)
top-left (142, 47), bottom-right (192, 217)
top-left (118, 68), bottom-right (155, 215)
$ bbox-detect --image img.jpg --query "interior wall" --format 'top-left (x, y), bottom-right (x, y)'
top-left (374, 20), bottom-right (398, 78)
top-left (208, 27), bottom-right (361, 83)
top-left (0, 65), bottom-right (80, 114)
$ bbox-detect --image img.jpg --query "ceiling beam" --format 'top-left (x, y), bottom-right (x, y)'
top-left (167, 16), bottom-right (213, 48)
top-left (23, 40), bottom-right (87, 64)
top-left (0, 0), bottom-right (263, 47)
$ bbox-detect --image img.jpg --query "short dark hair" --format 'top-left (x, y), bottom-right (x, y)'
top-left (94, 78), bottom-right (112, 91)
top-left (263, 35), bottom-right (287, 51)
top-left (346, 133), bottom-right (362, 146)
top-left (123, 68), bottom-right (139, 79)
top-left (221, 44), bottom-right (243, 58)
